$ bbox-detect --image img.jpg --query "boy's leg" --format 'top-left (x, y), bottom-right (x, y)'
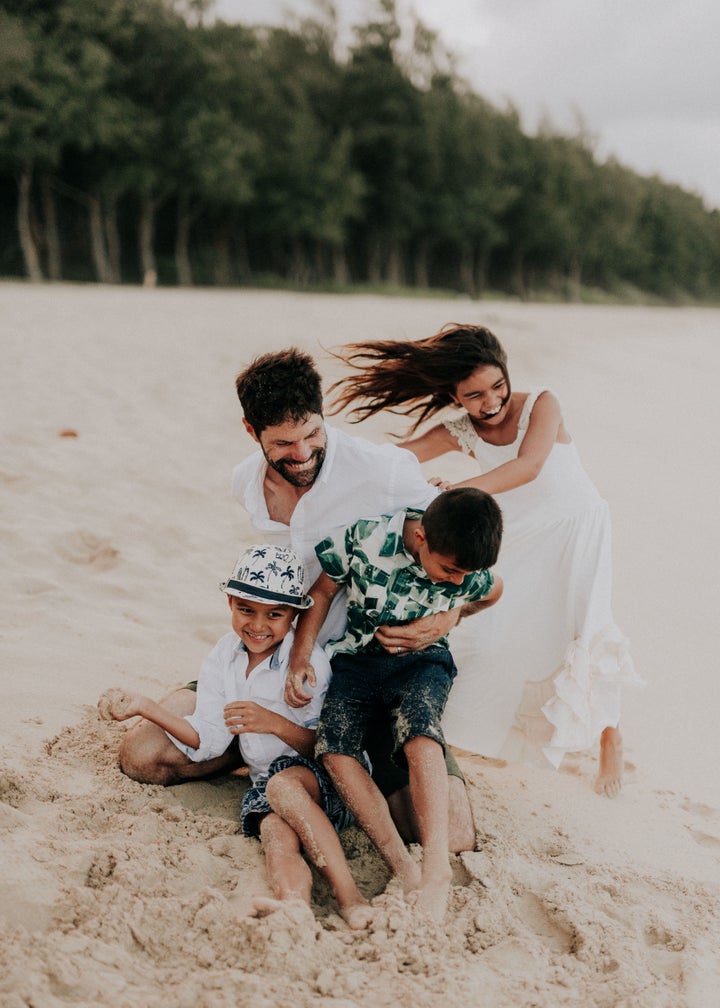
top-left (251, 811), bottom-right (314, 913)
top-left (403, 735), bottom-right (452, 921)
top-left (322, 753), bottom-right (420, 895)
top-left (118, 686), bottom-right (243, 785)
top-left (264, 766), bottom-right (372, 930)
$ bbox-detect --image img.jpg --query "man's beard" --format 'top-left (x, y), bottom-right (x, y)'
top-left (265, 446), bottom-right (326, 487)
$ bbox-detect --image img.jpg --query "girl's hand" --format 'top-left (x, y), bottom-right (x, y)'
top-left (428, 476), bottom-right (451, 490)
top-left (97, 688), bottom-right (145, 722)
top-left (223, 700), bottom-right (278, 735)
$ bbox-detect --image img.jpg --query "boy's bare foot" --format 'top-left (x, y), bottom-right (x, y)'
top-left (395, 853), bottom-right (422, 896)
top-left (339, 898), bottom-right (374, 930)
top-left (594, 726), bottom-right (623, 798)
top-left (414, 862), bottom-right (452, 923)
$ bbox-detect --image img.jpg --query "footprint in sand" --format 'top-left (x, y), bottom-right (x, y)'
top-left (56, 530), bottom-right (119, 571)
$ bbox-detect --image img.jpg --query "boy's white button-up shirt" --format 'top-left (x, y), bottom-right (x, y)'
top-left (231, 424), bottom-right (438, 644)
top-left (168, 628), bottom-right (330, 783)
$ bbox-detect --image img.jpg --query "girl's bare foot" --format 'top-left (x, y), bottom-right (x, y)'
top-left (594, 726), bottom-right (623, 797)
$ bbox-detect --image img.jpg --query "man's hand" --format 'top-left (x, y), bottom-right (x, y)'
top-left (284, 660), bottom-right (317, 708)
top-left (223, 700), bottom-right (278, 735)
top-left (374, 608), bottom-right (461, 654)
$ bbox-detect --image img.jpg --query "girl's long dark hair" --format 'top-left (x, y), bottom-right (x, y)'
top-left (328, 324), bottom-right (510, 433)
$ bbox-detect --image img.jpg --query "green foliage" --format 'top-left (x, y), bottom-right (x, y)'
top-left (0, 0), bottom-right (718, 301)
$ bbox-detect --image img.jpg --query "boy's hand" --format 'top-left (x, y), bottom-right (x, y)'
top-left (224, 700), bottom-right (278, 735)
top-left (284, 661), bottom-right (316, 708)
top-left (97, 688), bottom-right (144, 722)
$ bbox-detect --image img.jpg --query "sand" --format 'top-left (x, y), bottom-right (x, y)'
top-left (2, 280), bottom-right (719, 1007)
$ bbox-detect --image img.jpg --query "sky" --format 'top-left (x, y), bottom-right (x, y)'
top-left (213, 0), bottom-right (720, 211)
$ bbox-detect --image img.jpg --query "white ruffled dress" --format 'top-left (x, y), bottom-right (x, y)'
top-left (441, 389), bottom-right (639, 767)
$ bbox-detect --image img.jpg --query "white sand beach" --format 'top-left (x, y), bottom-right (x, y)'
top-left (2, 281), bottom-right (719, 1007)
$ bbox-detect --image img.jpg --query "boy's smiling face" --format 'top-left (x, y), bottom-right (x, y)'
top-left (227, 595), bottom-right (295, 661)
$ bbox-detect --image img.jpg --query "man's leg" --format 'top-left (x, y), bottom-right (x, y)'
top-left (118, 687), bottom-right (242, 785)
top-left (386, 763), bottom-right (475, 853)
top-left (403, 735), bottom-right (452, 922)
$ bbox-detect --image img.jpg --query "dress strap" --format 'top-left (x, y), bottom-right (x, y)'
top-left (518, 387), bottom-right (554, 433)
top-left (442, 414), bottom-right (476, 455)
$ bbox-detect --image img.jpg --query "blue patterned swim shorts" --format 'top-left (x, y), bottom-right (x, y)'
top-left (241, 753), bottom-right (356, 839)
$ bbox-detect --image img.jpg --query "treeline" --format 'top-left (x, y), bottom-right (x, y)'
top-left (2, 0), bottom-right (719, 301)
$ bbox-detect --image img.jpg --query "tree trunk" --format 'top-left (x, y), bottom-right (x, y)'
top-left (139, 195), bottom-right (157, 286)
top-left (104, 198), bottom-right (122, 283)
top-left (17, 167), bottom-right (44, 282)
top-left (367, 232), bottom-right (383, 285)
top-left (88, 194), bottom-right (113, 283)
top-left (175, 197), bottom-right (194, 286)
top-left (41, 175), bottom-right (62, 281)
top-left (332, 244), bottom-right (348, 285)
top-left (413, 237), bottom-right (429, 290)
top-left (459, 245), bottom-right (477, 298)
top-left (386, 239), bottom-right (403, 287)
top-left (213, 231), bottom-right (232, 286)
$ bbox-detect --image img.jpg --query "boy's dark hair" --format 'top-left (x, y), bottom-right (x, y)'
top-left (421, 488), bottom-right (502, 571)
top-left (235, 348), bottom-right (324, 434)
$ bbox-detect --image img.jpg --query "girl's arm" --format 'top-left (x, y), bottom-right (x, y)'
top-left (398, 422), bottom-right (460, 462)
top-left (285, 571), bottom-right (341, 707)
top-left (452, 391), bottom-right (563, 495)
top-left (98, 688), bottom-right (200, 749)
top-left (223, 701), bottom-right (316, 760)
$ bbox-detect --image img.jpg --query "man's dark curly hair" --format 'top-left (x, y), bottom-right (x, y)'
top-left (235, 348), bottom-right (324, 434)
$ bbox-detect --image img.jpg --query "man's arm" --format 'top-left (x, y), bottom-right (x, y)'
top-left (374, 576), bottom-right (503, 652)
top-left (285, 571), bottom-right (341, 707)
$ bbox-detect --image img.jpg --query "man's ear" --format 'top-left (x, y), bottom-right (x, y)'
top-left (242, 418), bottom-right (259, 443)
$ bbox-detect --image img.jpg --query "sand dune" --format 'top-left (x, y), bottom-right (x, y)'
top-left (2, 281), bottom-right (719, 1006)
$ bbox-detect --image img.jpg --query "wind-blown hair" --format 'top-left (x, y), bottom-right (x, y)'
top-left (235, 348), bottom-right (323, 434)
top-left (328, 324), bottom-right (510, 433)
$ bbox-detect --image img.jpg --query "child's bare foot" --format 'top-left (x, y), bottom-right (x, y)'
top-left (339, 898), bottom-right (374, 930)
top-left (414, 862), bottom-right (452, 922)
top-left (594, 726), bottom-right (623, 798)
top-left (394, 853), bottom-right (422, 896)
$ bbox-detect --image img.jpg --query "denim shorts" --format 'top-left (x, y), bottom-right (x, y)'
top-left (241, 754), bottom-right (355, 839)
top-left (315, 645), bottom-right (457, 770)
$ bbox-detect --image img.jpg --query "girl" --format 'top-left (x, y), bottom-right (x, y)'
top-left (328, 324), bottom-right (639, 796)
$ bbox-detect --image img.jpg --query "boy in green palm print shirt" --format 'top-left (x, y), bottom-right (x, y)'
top-left (285, 488), bottom-right (503, 922)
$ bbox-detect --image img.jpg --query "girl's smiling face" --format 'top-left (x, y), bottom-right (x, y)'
top-left (453, 365), bottom-right (510, 424)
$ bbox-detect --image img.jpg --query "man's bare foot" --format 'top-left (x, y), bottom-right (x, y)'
top-left (594, 726), bottom-right (623, 798)
top-left (339, 898), bottom-right (374, 930)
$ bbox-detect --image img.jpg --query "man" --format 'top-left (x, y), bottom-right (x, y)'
top-left (119, 348), bottom-right (474, 851)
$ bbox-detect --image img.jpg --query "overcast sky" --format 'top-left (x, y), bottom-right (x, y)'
top-left (214, 0), bottom-right (720, 210)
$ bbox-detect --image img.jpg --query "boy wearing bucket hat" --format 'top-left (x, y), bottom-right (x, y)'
top-left (99, 545), bottom-right (373, 929)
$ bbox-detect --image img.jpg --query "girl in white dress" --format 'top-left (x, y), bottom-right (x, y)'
top-left (329, 324), bottom-right (639, 796)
